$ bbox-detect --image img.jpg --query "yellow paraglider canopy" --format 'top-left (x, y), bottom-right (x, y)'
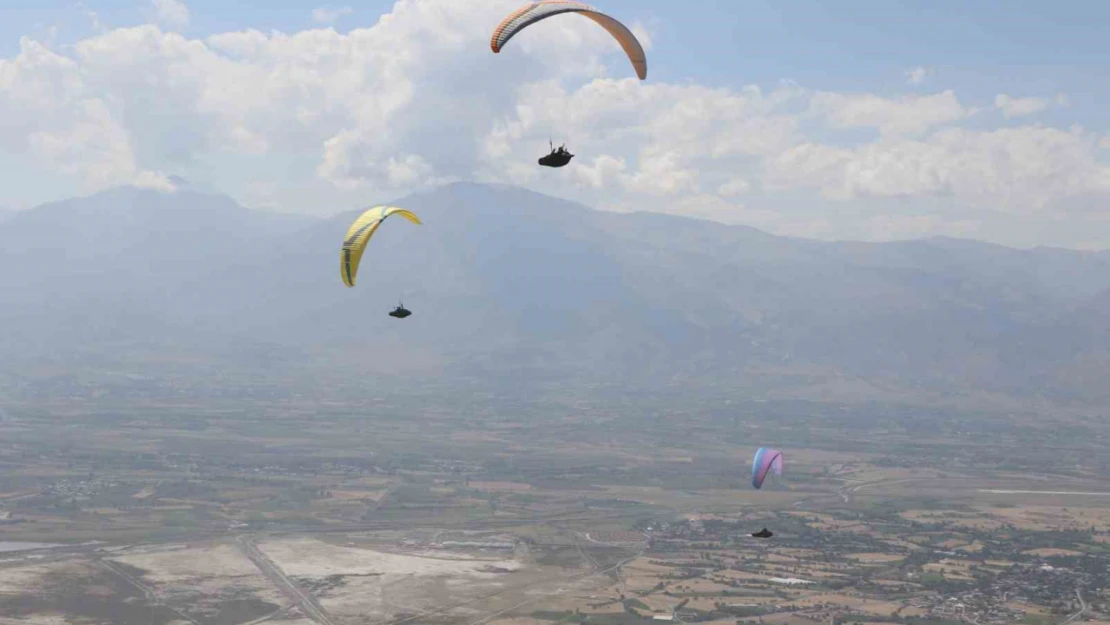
top-left (491, 1), bottom-right (648, 80)
top-left (340, 205), bottom-right (422, 288)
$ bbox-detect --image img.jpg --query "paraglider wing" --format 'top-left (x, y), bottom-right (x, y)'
top-left (491, 1), bottom-right (647, 80)
top-left (340, 205), bottom-right (422, 288)
top-left (751, 447), bottom-right (783, 490)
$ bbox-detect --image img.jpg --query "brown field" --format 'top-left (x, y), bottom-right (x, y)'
top-left (673, 578), bottom-right (736, 594)
top-left (847, 552), bottom-right (904, 563)
top-left (760, 615), bottom-right (839, 625)
top-left (956, 540), bottom-right (985, 553)
top-left (712, 569), bottom-right (793, 582)
top-left (131, 486), bottom-right (155, 499)
top-left (469, 481), bottom-right (533, 492)
top-left (1023, 547), bottom-right (1085, 557)
top-left (587, 531), bottom-right (645, 543)
top-left (881, 538), bottom-right (926, 551)
top-left (584, 601), bottom-right (626, 615)
top-left (623, 557), bottom-right (677, 574)
top-left (351, 476), bottom-right (394, 487)
top-left (923, 558), bottom-right (976, 581)
top-left (777, 548), bottom-right (824, 559)
top-left (327, 489), bottom-right (386, 501)
top-left (684, 597), bottom-right (728, 611)
top-left (638, 594), bottom-right (680, 612)
top-left (490, 619), bottom-right (561, 625)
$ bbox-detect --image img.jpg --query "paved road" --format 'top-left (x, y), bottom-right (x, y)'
top-left (98, 559), bottom-right (202, 625)
top-left (237, 535), bottom-right (336, 625)
top-left (1059, 588), bottom-right (1087, 625)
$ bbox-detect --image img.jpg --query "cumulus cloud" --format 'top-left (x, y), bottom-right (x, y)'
top-left (717, 178), bottom-right (751, 197)
top-left (0, 37), bottom-right (174, 192)
top-left (312, 6), bottom-right (354, 24)
top-left (994, 94), bottom-right (1049, 119)
top-left (765, 126), bottom-right (1110, 211)
top-left (810, 90), bottom-right (972, 137)
top-left (479, 79), bottom-right (803, 201)
top-left (0, 0), bottom-right (1108, 246)
top-left (151, 0), bottom-right (190, 30)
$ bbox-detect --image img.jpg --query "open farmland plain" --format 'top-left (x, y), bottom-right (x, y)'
top-left (0, 392), bottom-right (1109, 624)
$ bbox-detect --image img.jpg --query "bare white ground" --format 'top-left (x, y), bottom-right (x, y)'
top-left (258, 538), bottom-right (521, 578)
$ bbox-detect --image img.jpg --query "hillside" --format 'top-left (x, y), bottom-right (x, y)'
top-left (1, 182), bottom-right (1108, 406)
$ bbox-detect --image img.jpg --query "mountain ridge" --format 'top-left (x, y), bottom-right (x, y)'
top-left (2, 181), bottom-right (1108, 408)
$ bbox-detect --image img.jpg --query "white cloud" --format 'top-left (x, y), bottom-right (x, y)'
top-left (572, 154), bottom-right (627, 190)
top-left (151, 0), bottom-right (190, 30)
top-left (385, 154), bottom-right (436, 187)
top-left (905, 66), bottom-right (931, 85)
top-left (717, 178), bottom-right (751, 197)
top-left (479, 79), bottom-right (803, 202)
top-left (623, 149), bottom-right (699, 195)
top-left (765, 126), bottom-right (1110, 211)
top-left (133, 170), bottom-right (179, 191)
top-left (810, 90), bottom-right (972, 137)
top-left (312, 6), bottom-right (354, 25)
top-left (1, 0), bottom-right (1108, 247)
top-left (0, 38), bottom-right (171, 192)
top-left (995, 94), bottom-right (1049, 119)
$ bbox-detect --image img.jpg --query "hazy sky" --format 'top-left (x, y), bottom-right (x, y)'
top-left (1, 0), bottom-right (1108, 248)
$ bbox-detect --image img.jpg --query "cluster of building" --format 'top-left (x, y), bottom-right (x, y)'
top-left (44, 477), bottom-right (119, 498)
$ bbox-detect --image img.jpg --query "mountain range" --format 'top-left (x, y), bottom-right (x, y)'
top-left (2, 182), bottom-right (1108, 408)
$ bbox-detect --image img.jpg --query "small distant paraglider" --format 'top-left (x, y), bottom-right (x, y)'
top-left (389, 301), bottom-right (412, 319)
top-left (750, 447), bottom-right (783, 537)
top-left (539, 141), bottom-right (574, 168)
top-left (340, 206), bottom-right (422, 319)
top-left (751, 447), bottom-right (783, 490)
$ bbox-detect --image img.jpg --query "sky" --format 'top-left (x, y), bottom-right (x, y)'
top-left (1, 0), bottom-right (1108, 248)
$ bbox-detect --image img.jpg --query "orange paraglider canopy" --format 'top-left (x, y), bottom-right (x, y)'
top-left (491, 1), bottom-right (647, 80)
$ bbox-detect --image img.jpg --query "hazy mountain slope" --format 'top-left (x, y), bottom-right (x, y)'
top-left (2, 182), bottom-right (1109, 403)
top-left (0, 186), bottom-right (318, 371)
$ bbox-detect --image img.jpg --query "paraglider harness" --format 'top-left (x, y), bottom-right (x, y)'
top-left (389, 299), bottom-right (412, 318)
top-left (538, 141), bottom-right (574, 168)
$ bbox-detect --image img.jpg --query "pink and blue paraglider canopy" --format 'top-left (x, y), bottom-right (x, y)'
top-left (751, 447), bottom-right (783, 489)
